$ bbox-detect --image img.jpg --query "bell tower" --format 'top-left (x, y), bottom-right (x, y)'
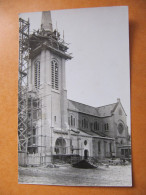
top-left (28, 11), bottom-right (72, 156)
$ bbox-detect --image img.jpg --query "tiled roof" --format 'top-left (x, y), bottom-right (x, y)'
top-left (96, 103), bottom-right (118, 117)
top-left (68, 100), bottom-right (100, 116)
top-left (80, 129), bottom-right (105, 137)
top-left (68, 99), bottom-right (118, 117)
top-left (79, 129), bottom-right (114, 140)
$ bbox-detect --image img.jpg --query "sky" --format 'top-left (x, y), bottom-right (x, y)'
top-left (19, 6), bottom-right (131, 131)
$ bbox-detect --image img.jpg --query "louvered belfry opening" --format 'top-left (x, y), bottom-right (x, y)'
top-left (51, 60), bottom-right (59, 90)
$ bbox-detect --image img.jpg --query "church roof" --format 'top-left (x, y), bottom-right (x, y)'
top-left (68, 100), bottom-right (100, 117)
top-left (96, 103), bottom-right (118, 117)
top-left (68, 99), bottom-right (118, 117)
top-left (78, 129), bottom-right (114, 140)
top-left (70, 128), bottom-right (114, 140)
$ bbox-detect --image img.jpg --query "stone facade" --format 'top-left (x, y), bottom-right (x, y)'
top-left (68, 99), bottom-right (130, 159)
top-left (26, 11), bottom-right (131, 165)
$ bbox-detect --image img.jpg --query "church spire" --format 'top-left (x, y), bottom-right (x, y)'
top-left (41, 11), bottom-right (53, 32)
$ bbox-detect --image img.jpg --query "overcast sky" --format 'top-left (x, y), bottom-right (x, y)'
top-left (20, 6), bottom-right (131, 131)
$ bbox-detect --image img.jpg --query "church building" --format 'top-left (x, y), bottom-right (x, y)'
top-left (22, 11), bottom-right (131, 166)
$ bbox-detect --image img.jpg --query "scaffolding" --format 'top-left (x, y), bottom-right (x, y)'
top-left (27, 92), bottom-right (42, 154)
top-left (18, 17), bottom-right (81, 166)
top-left (18, 18), bottom-right (43, 154)
top-left (18, 18), bottom-right (30, 152)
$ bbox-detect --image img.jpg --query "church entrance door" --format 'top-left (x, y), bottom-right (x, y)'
top-left (84, 149), bottom-right (89, 160)
top-left (55, 137), bottom-right (66, 154)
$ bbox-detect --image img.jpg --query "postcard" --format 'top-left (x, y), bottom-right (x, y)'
top-left (18, 6), bottom-right (132, 186)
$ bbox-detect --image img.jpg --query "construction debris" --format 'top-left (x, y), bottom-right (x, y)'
top-left (72, 160), bottom-right (98, 169)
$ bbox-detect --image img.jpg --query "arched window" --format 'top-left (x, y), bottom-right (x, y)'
top-left (107, 123), bottom-right (109, 130)
top-left (97, 123), bottom-right (99, 130)
top-left (69, 115), bottom-right (76, 127)
top-left (51, 59), bottom-right (59, 90)
top-left (84, 118), bottom-right (86, 128)
top-left (68, 117), bottom-right (70, 126)
top-left (98, 141), bottom-right (101, 153)
top-left (109, 142), bottom-right (112, 152)
top-left (104, 123), bottom-right (109, 131)
top-left (32, 128), bottom-right (36, 144)
top-left (71, 115), bottom-right (73, 126)
top-left (94, 121), bottom-right (97, 130)
top-left (94, 121), bottom-right (99, 130)
top-left (73, 118), bottom-right (75, 126)
top-left (82, 118), bottom-right (88, 129)
top-left (82, 119), bottom-right (84, 128)
top-left (90, 123), bottom-right (93, 130)
top-left (34, 61), bottom-right (40, 89)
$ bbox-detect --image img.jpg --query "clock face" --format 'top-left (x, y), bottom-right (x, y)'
top-left (118, 123), bottom-right (124, 134)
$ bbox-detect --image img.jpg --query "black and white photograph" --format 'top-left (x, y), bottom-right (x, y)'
top-left (18, 6), bottom-right (132, 186)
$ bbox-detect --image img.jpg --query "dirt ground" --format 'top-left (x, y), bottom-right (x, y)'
top-left (18, 164), bottom-right (132, 186)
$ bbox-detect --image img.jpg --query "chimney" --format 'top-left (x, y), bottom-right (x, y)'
top-left (41, 11), bottom-right (53, 32)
